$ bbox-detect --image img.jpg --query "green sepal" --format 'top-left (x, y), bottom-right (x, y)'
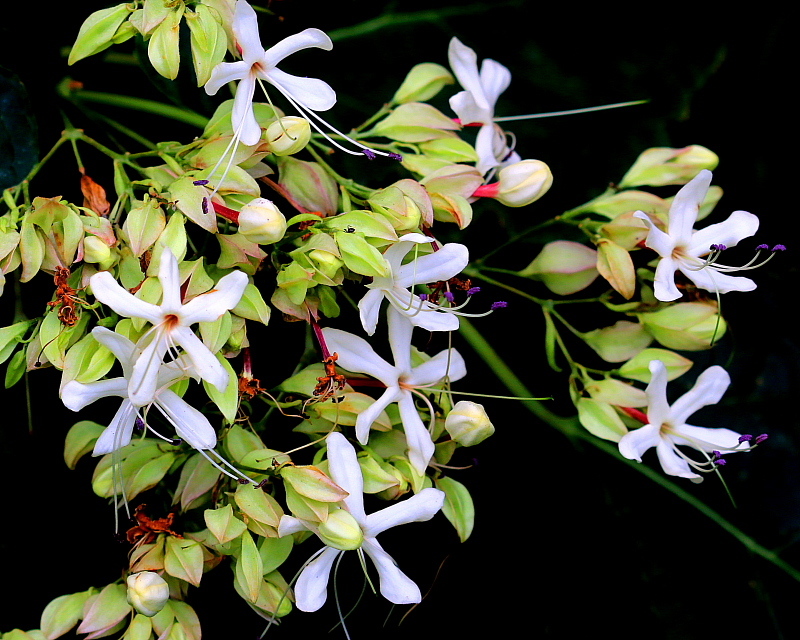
top-left (164, 537), bottom-right (204, 587)
top-left (235, 484), bottom-right (283, 529)
top-left (68, 4), bottom-right (133, 65)
top-left (576, 397), bottom-right (628, 442)
top-left (234, 530), bottom-right (264, 603)
top-left (0, 320), bottom-right (34, 364)
top-left (618, 348), bottom-right (693, 382)
top-left (435, 476), bottom-right (474, 542)
top-left (202, 353), bottom-right (239, 423)
top-left (173, 453), bottom-right (221, 512)
top-left (205, 504), bottom-right (247, 544)
top-left (334, 231), bottom-right (390, 277)
top-left (40, 588), bottom-right (97, 640)
top-left (186, 4), bottom-right (227, 87)
top-left (232, 283), bottom-right (271, 325)
top-left (64, 420), bottom-right (106, 469)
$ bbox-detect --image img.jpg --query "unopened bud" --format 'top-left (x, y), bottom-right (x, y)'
top-left (308, 249), bottom-right (343, 280)
top-left (317, 508), bottom-right (364, 551)
top-left (393, 62), bottom-right (455, 104)
top-left (266, 117), bottom-right (311, 156)
top-left (238, 198), bottom-right (287, 244)
top-left (519, 240), bottom-right (599, 295)
top-left (619, 145), bottom-right (719, 188)
top-left (495, 159), bottom-right (553, 207)
top-left (445, 400), bottom-right (495, 447)
top-left (126, 571), bottom-right (169, 617)
top-left (83, 235), bottom-right (112, 265)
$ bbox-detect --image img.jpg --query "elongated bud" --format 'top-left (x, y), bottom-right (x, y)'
top-left (126, 571), bottom-right (169, 617)
top-left (238, 198), bottom-right (287, 244)
top-left (495, 159), bottom-right (553, 207)
top-left (519, 241), bottom-right (599, 295)
top-left (82, 235), bottom-right (113, 266)
top-left (445, 401), bottom-right (495, 446)
top-left (317, 508), bottom-right (364, 550)
top-left (266, 117), bottom-right (311, 156)
top-left (619, 145), bottom-right (718, 188)
top-left (393, 62), bottom-right (455, 104)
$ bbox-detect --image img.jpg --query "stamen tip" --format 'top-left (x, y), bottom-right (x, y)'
top-left (362, 149), bottom-right (377, 160)
top-left (444, 291), bottom-right (455, 303)
top-left (714, 458), bottom-right (727, 466)
top-left (491, 301), bottom-right (508, 310)
top-left (388, 152), bottom-right (403, 161)
top-left (419, 293), bottom-right (428, 301)
top-left (756, 243), bottom-right (769, 250)
top-left (755, 433), bottom-right (769, 444)
top-left (467, 286), bottom-right (481, 296)
top-left (772, 244), bottom-right (786, 252)
top-left (738, 434), bottom-right (753, 443)
top-left (193, 179), bottom-right (210, 186)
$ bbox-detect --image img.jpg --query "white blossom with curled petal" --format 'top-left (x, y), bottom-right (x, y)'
top-left (358, 233), bottom-right (469, 335)
top-left (634, 169), bottom-right (760, 302)
top-left (89, 248), bottom-right (248, 406)
top-left (448, 37), bottom-right (520, 175)
top-left (618, 359), bottom-right (748, 480)
top-left (61, 328), bottom-right (217, 455)
top-left (204, 0), bottom-right (335, 146)
top-left (278, 432), bottom-right (445, 612)
top-left (324, 307), bottom-right (466, 474)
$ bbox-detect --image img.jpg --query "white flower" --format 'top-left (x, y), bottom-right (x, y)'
top-left (61, 328), bottom-right (218, 455)
top-left (324, 307), bottom-right (466, 474)
top-left (89, 248), bottom-right (248, 406)
top-left (358, 233), bottom-right (469, 335)
top-left (448, 37), bottom-right (520, 175)
top-left (634, 170), bottom-right (760, 302)
top-left (204, 0), bottom-right (335, 146)
top-left (278, 432), bottom-right (445, 612)
top-left (618, 359), bottom-right (747, 480)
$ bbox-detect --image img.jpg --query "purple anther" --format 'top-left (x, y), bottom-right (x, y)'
top-left (238, 477), bottom-right (251, 484)
top-left (711, 450), bottom-right (723, 458)
top-left (755, 434), bottom-right (769, 444)
top-left (388, 152), bottom-right (403, 161)
top-left (134, 417), bottom-right (145, 432)
top-left (467, 286), bottom-right (481, 296)
top-left (444, 291), bottom-right (455, 303)
top-left (738, 434), bottom-right (753, 443)
top-left (772, 244), bottom-right (786, 252)
top-left (193, 179), bottom-right (210, 186)
top-left (714, 458), bottom-right (727, 466)
top-left (256, 479), bottom-right (269, 489)
top-left (362, 149), bottom-right (377, 160)
top-left (709, 244), bottom-right (719, 251)
top-left (756, 244), bottom-right (769, 250)
top-left (419, 293), bottom-right (429, 301)
top-left (201, 197), bottom-right (209, 214)
top-left (716, 244), bottom-right (727, 251)
top-left (491, 301), bottom-right (508, 310)
top-left (171, 438), bottom-right (182, 446)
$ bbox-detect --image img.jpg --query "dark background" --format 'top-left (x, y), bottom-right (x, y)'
top-left (2, 2), bottom-right (798, 639)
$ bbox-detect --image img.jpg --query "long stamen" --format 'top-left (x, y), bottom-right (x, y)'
top-left (493, 99), bottom-right (648, 122)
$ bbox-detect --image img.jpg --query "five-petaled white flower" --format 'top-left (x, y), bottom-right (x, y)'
top-left (89, 248), bottom-right (248, 406)
top-left (61, 327), bottom-right (217, 455)
top-left (618, 359), bottom-right (747, 480)
top-left (448, 37), bottom-right (520, 175)
top-left (634, 169), bottom-right (760, 302)
top-left (204, 0), bottom-right (335, 146)
top-left (324, 306), bottom-right (466, 474)
top-left (278, 432), bottom-right (445, 612)
top-left (358, 233), bottom-right (469, 335)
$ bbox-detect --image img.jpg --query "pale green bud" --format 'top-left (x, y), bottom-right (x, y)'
top-left (519, 241), bottom-right (598, 295)
top-left (147, 6), bottom-right (184, 80)
top-left (126, 572), bottom-right (170, 617)
top-left (83, 235), bottom-right (112, 266)
top-left (584, 320), bottom-right (653, 363)
top-left (393, 62), bottom-right (455, 104)
top-left (445, 401), bottom-right (495, 447)
top-left (277, 157), bottom-right (339, 215)
top-left (372, 103), bottom-right (460, 142)
top-left (308, 249), bottom-right (343, 280)
top-left (619, 145), bottom-right (719, 188)
top-left (237, 198), bottom-right (287, 244)
top-left (599, 211), bottom-right (649, 250)
top-left (265, 117), bottom-right (311, 155)
top-left (595, 238), bottom-right (635, 300)
top-left (495, 159), bottom-right (553, 207)
top-left (638, 302), bottom-right (726, 351)
top-left (68, 4), bottom-right (134, 65)
top-left (317, 508), bottom-right (364, 550)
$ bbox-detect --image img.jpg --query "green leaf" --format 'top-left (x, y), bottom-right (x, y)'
top-left (436, 476), bottom-right (474, 542)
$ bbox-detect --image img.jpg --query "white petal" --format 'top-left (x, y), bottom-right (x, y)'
top-left (652, 256), bottom-right (682, 302)
top-left (398, 393), bottom-right (435, 475)
top-left (128, 329), bottom-right (171, 407)
top-left (90, 327), bottom-right (137, 370)
top-left (325, 433), bottom-right (366, 525)
top-left (294, 547), bottom-right (341, 612)
top-left (678, 264), bottom-right (757, 296)
top-left (406, 348), bottom-right (467, 387)
top-left (474, 123), bottom-right (502, 174)
top-left (154, 390), bottom-right (217, 449)
top-left (358, 288), bottom-right (385, 336)
top-left (263, 28), bottom-right (333, 67)
top-left (688, 210), bottom-right (759, 256)
top-left (230, 73), bottom-right (262, 147)
top-left (671, 424), bottom-right (745, 452)
top-left (232, 0), bottom-right (265, 61)
top-left (449, 90), bottom-right (490, 125)
top-left (669, 365), bottom-right (730, 426)
top-left (170, 326), bottom-right (229, 391)
top-left (157, 248), bottom-right (183, 311)
top-left (93, 401), bottom-right (138, 455)
top-left (396, 243), bottom-right (469, 288)
top-left (645, 360), bottom-right (671, 426)
top-left (278, 515), bottom-right (311, 536)
top-left (668, 169), bottom-right (711, 245)
top-left (618, 423), bottom-right (661, 462)
top-left (362, 538), bottom-right (421, 605)
top-left (447, 38), bottom-right (489, 111)
top-left (354, 387), bottom-right (402, 444)
top-left (180, 271), bottom-right (249, 324)
top-left (204, 60), bottom-right (251, 96)
top-left (61, 378), bottom-right (128, 411)
top-left (268, 68), bottom-right (336, 112)
top-left (401, 303), bottom-right (461, 333)
top-left (90, 272), bottom-right (163, 325)
top-left (365, 488), bottom-right (444, 537)
top-left (387, 306), bottom-right (414, 374)
top-left (478, 58), bottom-right (511, 108)
top-left (635, 211), bottom-right (675, 259)
top-left (322, 328), bottom-right (397, 385)
top-left (655, 439), bottom-right (700, 479)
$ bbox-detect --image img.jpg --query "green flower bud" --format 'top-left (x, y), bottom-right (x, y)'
top-left (265, 117), bottom-right (311, 155)
top-left (83, 235), bottom-right (112, 266)
top-left (68, 4), bottom-right (134, 65)
top-left (495, 159), bottom-right (553, 207)
top-left (317, 508), bottom-right (364, 551)
top-left (619, 145), bottom-right (719, 188)
top-left (393, 62), bottom-right (455, 104)
top-left (308, 249), bottom-right (344, 281)
top-left (445, 401), bottom-right (495, 447)
top-left (638, 302), bottom-right (727, 351)
top-left (584, 320), bottom-right (653, 363)
top-left (277, 157), bottom-right (339, 215)
top-left (126, 572), bottom-right (169, 617)
top-left (519, 241), bottom-right (599, 295)
top-left (237, 198), bottom-right (287, 244)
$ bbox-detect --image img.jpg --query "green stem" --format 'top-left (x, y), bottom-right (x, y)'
top-left (457, 317), bottom-right (800, 583)
top-left (305, 145), bottom-right (374, 198)
top-left (65, 90), bottom-right (208, 129)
